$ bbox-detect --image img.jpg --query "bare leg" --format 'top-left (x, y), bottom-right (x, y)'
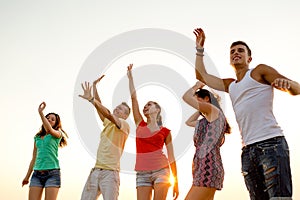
top-left (153, 183), bottom-right (170, 200)
top-left (185, 186), bottom-right (216, 200)
top-left (137, 186), bottom-right (152, 200)
top-left (45, 187), bottom-right (59, 200)
top-left (29, 187), bottom-right (43, 200)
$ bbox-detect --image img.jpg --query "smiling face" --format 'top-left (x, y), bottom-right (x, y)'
top-left (113, 104), bottom-right (130, 119)
top-left (230, 44), bottom-right (252, 67)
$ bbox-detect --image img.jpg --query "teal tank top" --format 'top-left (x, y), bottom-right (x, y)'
top-left (34, 134), bottom-right (61, 170)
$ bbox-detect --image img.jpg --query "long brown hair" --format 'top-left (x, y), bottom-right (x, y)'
top-left (35, 113), bottom-right (68, 147)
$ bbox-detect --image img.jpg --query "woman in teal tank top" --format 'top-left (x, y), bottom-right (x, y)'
top-left (22, 102), bottom-right (68, 200)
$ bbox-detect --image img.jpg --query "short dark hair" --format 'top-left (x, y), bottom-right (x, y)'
top-left (230, 41), bottom-right (252, 56)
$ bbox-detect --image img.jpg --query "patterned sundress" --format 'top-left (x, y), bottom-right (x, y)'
top-left (192, 111), bottom-right (226, 190)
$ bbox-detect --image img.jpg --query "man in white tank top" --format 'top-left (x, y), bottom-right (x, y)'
top-left (192, 28), bottom-right (300, 200)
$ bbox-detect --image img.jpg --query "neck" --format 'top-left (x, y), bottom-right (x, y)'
top-left (233, 64), bottom-right (249, 81)
top-left (146, 114), bottom-right (158, 126)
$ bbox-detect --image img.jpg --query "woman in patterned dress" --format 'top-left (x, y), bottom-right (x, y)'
top-left (182, 81), bottom-right (231, 200)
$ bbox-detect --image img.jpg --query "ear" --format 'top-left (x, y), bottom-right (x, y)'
top-left (204, 96), bottom-right (210, 102)
top-left (247, 56), bottom-right (252, 63)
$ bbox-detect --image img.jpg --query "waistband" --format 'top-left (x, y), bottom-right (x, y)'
top-left (243, 136), bottom-right (284, 150)
top-left (34, 169), bottom-right (60, 174)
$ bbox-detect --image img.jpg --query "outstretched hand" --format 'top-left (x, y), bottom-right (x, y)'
top-left (38, 102), bottom-right (46, 113)
top-left (127, 63), bottom-right (133, 78)
top-left (79, 82), bottom-right (93, 101)
top-left (193, 28), bottom-right (206, 48)
top-left (93, 75), bottom-right (105, 86)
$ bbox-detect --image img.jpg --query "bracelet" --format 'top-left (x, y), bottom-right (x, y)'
top-left (196, 47), bottom-right (204, 56)
top-left (196, 47), bottom-right (204, 53)
top-left (196, 52), bottom-right (204, 56)
top-left (88, 97), bottom-right (95, 103)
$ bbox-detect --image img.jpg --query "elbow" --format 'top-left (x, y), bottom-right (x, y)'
top-left (185, 121), bottom-right (190, 126)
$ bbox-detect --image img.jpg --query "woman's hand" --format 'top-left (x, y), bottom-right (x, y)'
top-left (127, 63), bottom-right (133, 79)
top-left (193, 81), bottom-right (206, 90)
top-left (38, 102), bottom-right (46, 113)
top-left (22, 178), bottom-right (29, 187)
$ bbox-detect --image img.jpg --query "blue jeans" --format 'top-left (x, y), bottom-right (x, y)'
top-left (241, 136), bottom-right (292, 200)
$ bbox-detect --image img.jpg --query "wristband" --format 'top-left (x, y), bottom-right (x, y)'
top-left (88, 97), bottom-right (95, 103)
top-left (196, 47), bottom-right (204, 56)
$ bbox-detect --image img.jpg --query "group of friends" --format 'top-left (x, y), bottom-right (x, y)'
top-left (22, 28), bottom-right (300, 200)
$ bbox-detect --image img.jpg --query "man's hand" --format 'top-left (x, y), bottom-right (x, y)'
top-left (93, 75), bottom-right (105, 86)
top-left (271, 78), bottom-right (291, 91)
top-left (79, 81), bottom-right (93, 101)
top-left (193, 28), bottom-right (206, 48)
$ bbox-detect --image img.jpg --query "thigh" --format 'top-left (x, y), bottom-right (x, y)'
top-left (81, 169), bottom-right (101, 200)
top-left (242, 148), bottom-right (268, 200)
top-left (29, 187), bottom-right (43, 200)
top-left (153, 183), bottom-right (169, 200)
top-left (45, 187), bottom-right (59, 200)
top-left (137, 186), bottom-right (152, 200)
top-left (185, 186), bottom-right (216, 200)
top-left (99, 170), bottom-right (120, 200)
top-left (257, 138), bottom-right (292, 198)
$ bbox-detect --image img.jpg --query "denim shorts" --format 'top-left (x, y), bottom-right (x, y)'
top-left (241, 136), bottom-right (292, 200)
top-left (136, 167), bottom-right (170, 188)
top-left (29, 169), bottom-right (61, 188)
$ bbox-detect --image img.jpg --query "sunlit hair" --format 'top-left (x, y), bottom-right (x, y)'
top-left (194, 89), bottom-right (231, 135)
top-left (121, 102), bottom-right (131, 117)
top-left (35, 113), bottom-right (68, 147)
top-left (230, 41), bottom-right (252, 56)
top-left (149, 101), bottom-right (163, 127)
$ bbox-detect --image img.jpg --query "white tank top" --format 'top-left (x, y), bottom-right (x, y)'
top-left (228, 69), bottom-right (283, 146)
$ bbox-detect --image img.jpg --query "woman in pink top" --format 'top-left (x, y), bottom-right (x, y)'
top-left (127, 64), bottom-right (179, 200)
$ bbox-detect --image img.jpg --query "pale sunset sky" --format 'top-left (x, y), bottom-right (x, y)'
top-left (1, 0), bottom-right (300, 199)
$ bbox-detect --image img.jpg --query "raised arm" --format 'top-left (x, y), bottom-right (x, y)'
top-left (38, 102), bottom-right (61, 138)
top-left (79, 82), bottom-right (122, 128)
top-left (254, 64), bottom-right (300, 95)
top-left (193, 28), bottom-right (234, 92)
top-left (185, 111), bottom-right (201, 127)
top-left (92, 75), bottom-right (105, 121)
top-left (22, 142), bottom-right (37, 187)
top-left (182, 81), bottom-right (219, 122)
top-left (127, 64), bottom-right (143, 125)
top-left (165, 133), bottom-right (179, 200)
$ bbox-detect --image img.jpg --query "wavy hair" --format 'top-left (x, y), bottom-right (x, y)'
top-left (35, 113), bottom-right (68, 147)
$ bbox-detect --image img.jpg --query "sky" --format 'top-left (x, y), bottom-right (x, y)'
top-left (1, 0), bottom-right (300, 199)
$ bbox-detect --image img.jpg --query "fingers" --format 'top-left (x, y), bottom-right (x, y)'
top-left (127, 63), bottom-right (133, 70)
top-left (22, 180), bottom-right (29, 187)
top-left (271, 78), bottom-right (291, 90)
top-left (94, 75), bottom-right (105, 84)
